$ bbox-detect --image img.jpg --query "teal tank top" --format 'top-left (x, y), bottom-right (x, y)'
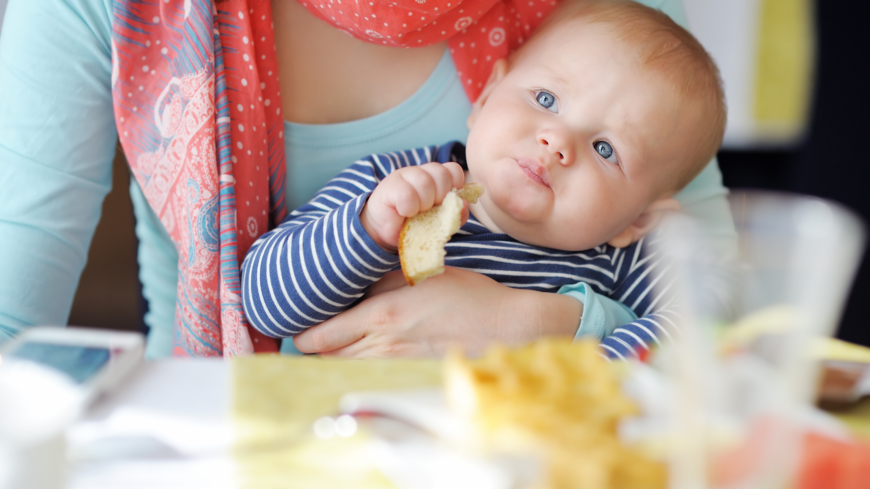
top-left (284, 51), bottom-right (472, 210)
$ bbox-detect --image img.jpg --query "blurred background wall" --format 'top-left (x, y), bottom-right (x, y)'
top-left (2, 0), bottom-right (868, 345)
top-left (684, 0), bottom-right (870, 347)
top-left (66, 151), bottom-right (141, 332)
top-left (685, 0), bottom-right (815, 148)
top-left (776, 1), bottom-right (870, 347)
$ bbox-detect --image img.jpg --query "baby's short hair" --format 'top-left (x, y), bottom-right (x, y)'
top-left (527, 0), bottom-right (727, 193)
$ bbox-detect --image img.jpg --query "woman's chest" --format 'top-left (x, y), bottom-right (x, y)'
top-left (270, 0), bottom-right (446, 125)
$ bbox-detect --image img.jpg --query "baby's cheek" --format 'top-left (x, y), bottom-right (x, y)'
top-left (500, 188), bottom-right (552, 225)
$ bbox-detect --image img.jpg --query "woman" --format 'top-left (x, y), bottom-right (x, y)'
top-left (0, 0), bottom-right (732, 358)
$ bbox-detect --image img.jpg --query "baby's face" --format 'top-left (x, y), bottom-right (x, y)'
top-left (465, 19), bottom-right (697, 251)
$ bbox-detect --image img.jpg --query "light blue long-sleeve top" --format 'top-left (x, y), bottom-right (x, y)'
top-left (0, 0), bottom-right (733, 358)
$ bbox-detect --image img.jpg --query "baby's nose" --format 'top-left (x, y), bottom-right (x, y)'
top-left (537, 134), bottom-right (574, 166)
top-left (539, 136), bottom-right (563, 159)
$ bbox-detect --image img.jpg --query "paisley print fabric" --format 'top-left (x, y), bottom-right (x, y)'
top-left (112, 0), bottom-right (285, 356)
top-left (112, 0), bottom-right (555, 356)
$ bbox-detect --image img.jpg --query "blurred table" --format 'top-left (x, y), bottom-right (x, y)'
top-left (67, 359), bottom-right (234, 489)
top-left (67, 356), bottom-right (443, 489)
top-left (66, 345), bottom-right (870, 489)
top-left (825, 399), bottom-right (870, 442)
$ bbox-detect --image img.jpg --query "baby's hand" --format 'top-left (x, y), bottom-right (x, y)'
top-left (361, 162), bottom-right (465, 252)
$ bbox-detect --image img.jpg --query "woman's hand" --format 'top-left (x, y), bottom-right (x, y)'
top-left (292, 267), bottom-right (584, 357)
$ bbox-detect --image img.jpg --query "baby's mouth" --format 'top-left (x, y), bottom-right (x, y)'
top-left (516, 158), bottom-right (551, 188)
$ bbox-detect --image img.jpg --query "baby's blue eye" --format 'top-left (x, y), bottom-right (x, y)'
top-left (535, 91), bottom-right (558, 112)
top-left (594, 141), bottom-right (618, 164)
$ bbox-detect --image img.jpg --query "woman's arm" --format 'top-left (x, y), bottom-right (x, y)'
top-left (292, 267), bottom-right (583, 357)
top-left (0, 0), bottom-right (116, 338)
top-left (291, 236), bottom-right (678, 360)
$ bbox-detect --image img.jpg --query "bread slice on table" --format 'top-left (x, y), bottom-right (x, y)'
top-left (398, 184), bottom-right (484, 286)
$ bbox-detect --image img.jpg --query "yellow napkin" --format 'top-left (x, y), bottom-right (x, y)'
top-left (232, 355), bottom-right (442, 489)
top-left (754, 0), bottom-right (814, 135)
top-left (814, 337), bottom-right (870, 364)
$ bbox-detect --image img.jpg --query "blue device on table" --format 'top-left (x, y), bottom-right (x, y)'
top-left (0, 327), bottom-right (145, 402)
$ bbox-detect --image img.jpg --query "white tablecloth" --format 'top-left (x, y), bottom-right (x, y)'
top-left (66, 359), bottom-right (236, 489)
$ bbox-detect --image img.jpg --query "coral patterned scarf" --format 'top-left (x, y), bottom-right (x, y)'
top-left (111, 0), bottom-right (556, 357)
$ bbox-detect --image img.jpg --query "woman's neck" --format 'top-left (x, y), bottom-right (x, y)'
top-left (272, 0), bottom-right (447, 125)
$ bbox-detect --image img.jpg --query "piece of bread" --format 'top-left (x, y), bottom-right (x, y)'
top-left (398, 184), bottom-right (484, 286)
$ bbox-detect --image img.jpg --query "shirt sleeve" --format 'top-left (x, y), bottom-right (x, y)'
top-left (0, 0), bottom-right (116, 339)
top-left (595, 235), bottom-right (685, 360)
top-left (241, 149), bottom-right (444, 337)
top-left (559, 282), bottom-right (639, 341)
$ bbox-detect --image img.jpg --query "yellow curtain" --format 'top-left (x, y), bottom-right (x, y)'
top-left (754, 0), bottom-right (815, 134)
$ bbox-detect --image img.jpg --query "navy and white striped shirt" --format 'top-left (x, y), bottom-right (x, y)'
top-left (241, 143), bottom-right (680, 360)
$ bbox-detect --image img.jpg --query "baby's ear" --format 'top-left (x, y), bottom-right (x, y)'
top-left (606, 198), bottom-right (681, 248)
top-left (467, 59), bottom-right (509, 129)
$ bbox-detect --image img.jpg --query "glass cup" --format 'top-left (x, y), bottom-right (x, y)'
top-left (0, 361), bottom-right (85, 489)
top-left (652, 190), bottom-right (866, 489)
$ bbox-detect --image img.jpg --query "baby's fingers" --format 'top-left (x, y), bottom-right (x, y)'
top-left (417, 162), bottom-right (465, 206)
top-left (440, 162), bottom-right (467, 194)
top-left (387, 177), bottom-right (423, 218)
top-left (395, 168), bottom-right (436, 216)
top-left (386, 163), bottom-right (467, 218)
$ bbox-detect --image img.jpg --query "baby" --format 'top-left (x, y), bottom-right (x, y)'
top-left (241, 0), bottom-right (726, 350)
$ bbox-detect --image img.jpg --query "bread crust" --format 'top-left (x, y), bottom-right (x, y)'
top-left (397, 184), bottom-right (483, 287)
top-left (397, 222), bottom-right (417, 286)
